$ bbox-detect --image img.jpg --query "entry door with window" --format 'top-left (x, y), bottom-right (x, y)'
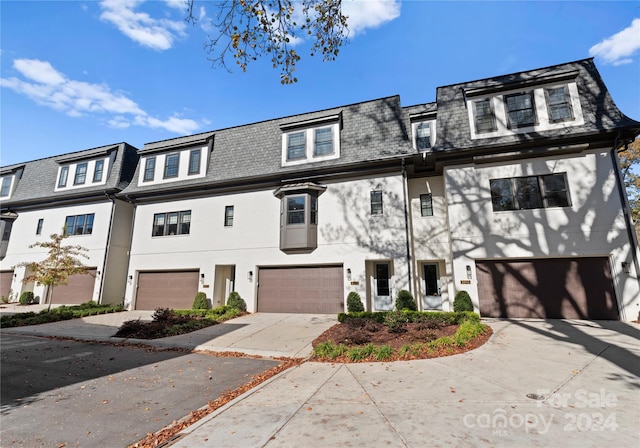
top-left (422, 263), bottom-right (442, 310)
top-left (374, 263), bottom-right (393, 310)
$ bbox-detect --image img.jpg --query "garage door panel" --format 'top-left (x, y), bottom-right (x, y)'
top-left (476, 258), bottom-right (619, 320)
top-left (51, 269), bottom-right (97, 305)
top-left (1, 271), bottom-right (14, 300)
top-left (258, 266), bottom-right (344, 314)
top-left (136, 271), bottom-right (199, 310)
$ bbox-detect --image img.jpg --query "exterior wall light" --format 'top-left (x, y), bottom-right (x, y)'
top-left (346, 268), bottom-right (352, 281)
top-left (622, 262), bottom-right (630, 274)
top-left (200, 273), bottom-right (205, 284)
top-left (248, 271), bottom-right (253, 282)
top-left (466, 265), bottom-right (472, 280)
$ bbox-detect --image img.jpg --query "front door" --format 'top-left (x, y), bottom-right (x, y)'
top-left (374, 262), bottom-right (392, 310)
top-left (422, 263), bottom-right (442, 310)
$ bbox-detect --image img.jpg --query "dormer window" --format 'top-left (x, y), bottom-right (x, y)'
top-left (0, 177), bottom-right (11, 197)
top-left (505, 92), bottom-right (537, 128)
top-left (74, 163), bottom-right (88, 185)
top-left (188, 149), bottom-right (201, 175)
top-left (416, 122), bottom-right (432, 151)
top-left (281, 115), bottom-right (341, 167)
top-left (143, 157), bottom-right (156, 182)
top-left (93, 160), bottom-right (104, 182)
top-left (164, 153), bottom-right (179, 178)
top-left (545, 86), bottom-right (573, 122)
top-left (58, 166), bottom-right (69, 187)
top-left (473, 99), bottom-right (497, 133)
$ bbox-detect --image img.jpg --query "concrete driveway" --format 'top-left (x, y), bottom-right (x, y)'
top-left (172, 319), bottom-right (640, 448)
top-left (0, 310), bottom-right (337, 358)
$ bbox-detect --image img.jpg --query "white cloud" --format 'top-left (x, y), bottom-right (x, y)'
top-left (589, 18), bottom-right (640, 66)
top-left (0, 58), bottom-right (201, 135)
top-left (99, 0), bottom-right (186, 51)
top-left (342, 0), bottom-right (401, 36)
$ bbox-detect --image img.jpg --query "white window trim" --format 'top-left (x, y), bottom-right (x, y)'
top-left (0, 176), bottom-right (14, 198)
top-left (411, 120), bottom-right (437, 151)
top-left (467, 81), bottom-right (584, 140)
top-left (281, 123), bottom-right (341, 167)
top-left (54, 159), bottom-right (109, 192)
top-left (138, 146), bottom-right (208, 186)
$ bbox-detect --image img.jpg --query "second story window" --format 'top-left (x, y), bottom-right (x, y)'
top-left (36, 218), bottom-right (44, 235)
top-left (93, 160), bottom-right (104, 182)
top-left (58, 166), bottom-right (69, 188)
top-left (152, 210), bottom-right (191, 236)
top-left (545, 86), bottom-right (574, 122)
top-left (505, 92), bottom-right (536, 128)
top-left (164, 153), bottom-right (179, 178)
top-left (420, 194), bottom-right (433, 217)
top-left (371, 190), bottom-right (383, 215)
top-left (224, 206), bottom-right (234, 227)
top-left (188, 149), bottom-right (201, 175)
top-left (287, 197), bottom-right (306, 224)
top-left (474, 99), bottom-right (496, 133)
top-left (143, 157), bottom-right (156, 182)
top-left (490, 173), bottom-right (571, 212)
top-left (74, 163), bottom-right (88, 185)
top-left (0, 177), bottom-right (11, 197)
top-left (64, 213), bottom-right (94, 236)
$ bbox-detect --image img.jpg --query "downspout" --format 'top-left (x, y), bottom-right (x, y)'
top-left (99, 192), bottom-right (117, 304)
top-left (611, 133), bottom-right (640, 305)
top-left (123, 194), bottom-right (137, 309)
top-left (401, 159), bottom-right (413, 295)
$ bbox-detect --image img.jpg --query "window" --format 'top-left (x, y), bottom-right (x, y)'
top-left (505, 92), bottom-right (536, 128)
top-left (74, 163), bottom-right (88, 185)
top-left (36, 219), bottom-right (44, 235)
top-left (287, 196), bottom-right (306, 224)
top-left (287, 132), bottom-right (306, 160)
top-left (314, 128), bottom-right (333, 156)
top-left (58, 166), bottom-right (69, 188)
top-left (152, 210), bottom-right (191, 236)
top-left (416, 122), bottom-right (432, 150)
top-left (0, 177), bottom-right (11, 197)
top-left (143, 157), bottom-right (156, 182)
top-left (93, 160), bottom-right (104, 182)
top-left (164, 153), bottom-right (179, 178)
top-left (188, 149), bottom-right (201, 175)
top-left (490, 174), bottom-right (570, 211)
top-left (224, 206), bottom-right (234, 227)
top-left (420, 194), bottom-right (433, 217)
top-left (2, 220), bottom-right (13, 242)
top-left (545, 86), bottom-right (573, 122)
top-left (310, 196), bottom-right (318, 224)
top-left (474, 99), bottom-right (496, 133)
top-left (64, 214), bottom-right (94, 236)
top-left (371, 190), bottom-right (383, 215)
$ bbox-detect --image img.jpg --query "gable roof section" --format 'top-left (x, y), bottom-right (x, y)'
top-left (434, 58), bottom-right (640, 152)
top-left (1, 143), bottom-right (139, 210)
top-left (122, 96), bottom-right (412, 197)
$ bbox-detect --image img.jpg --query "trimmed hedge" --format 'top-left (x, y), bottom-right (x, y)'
top-left (192, 292), bottom-right (209, 310)
top-left (346, 292), bottom-right (364, 313)
top-left (453, 291), bottom-right (474, 312)
top-left (1, 302), bottom-right (124, 328)
top-left (338, 310), bottom-right (479, 325)
top-left (395, 289), bottom-right (417, 311)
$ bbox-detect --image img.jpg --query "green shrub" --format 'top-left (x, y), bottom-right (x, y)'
top-left (226, 292), bottom-right (246, 311)
top-left (384, 310), bottom-right (408, 333)
top-left (453, 291), bottom-right (474, 312)
top-left (395, 289), bottom-right (417, 311)
top-left (192, 292), bottom-right (209, 310)
top-left (19, 291), bottom-right (35, 305)
top-left (346, 291), bottom-right (364, 313)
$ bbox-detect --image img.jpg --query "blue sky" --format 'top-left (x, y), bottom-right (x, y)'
top-left (1, 1), bottom-right (639, 166)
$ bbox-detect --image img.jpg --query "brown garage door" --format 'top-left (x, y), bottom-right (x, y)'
top-left (1, 271), bottom-right (14, 300)
top-left (257, 266), bottom-right (344, 313)
top-left (50, 269), bottom-right (97, 305)
top-left (135, 271), bottom-right (199, 310)
top-left (476, 258), bottom-right (619, 319)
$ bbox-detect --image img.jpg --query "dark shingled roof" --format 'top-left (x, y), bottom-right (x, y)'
top-left (1, 143), bottom-right (139, 209)
top-left (121, 96), bottom-right (413, 196)
top-left (433, 58), bottom-right (640, 152)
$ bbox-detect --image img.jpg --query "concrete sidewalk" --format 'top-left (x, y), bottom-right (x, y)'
top-left (170, 319), bottom-right (640, 448)
top-left (0, 308), bottom-right (337, 359)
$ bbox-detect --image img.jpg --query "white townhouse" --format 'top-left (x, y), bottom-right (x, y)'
top-left (119, 58), bottom-right (640, 321)
top-left (0, 143), bottom-right (139, 305)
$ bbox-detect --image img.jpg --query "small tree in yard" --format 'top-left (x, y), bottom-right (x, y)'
top-left (15, 231), bottom-right (91, 311)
